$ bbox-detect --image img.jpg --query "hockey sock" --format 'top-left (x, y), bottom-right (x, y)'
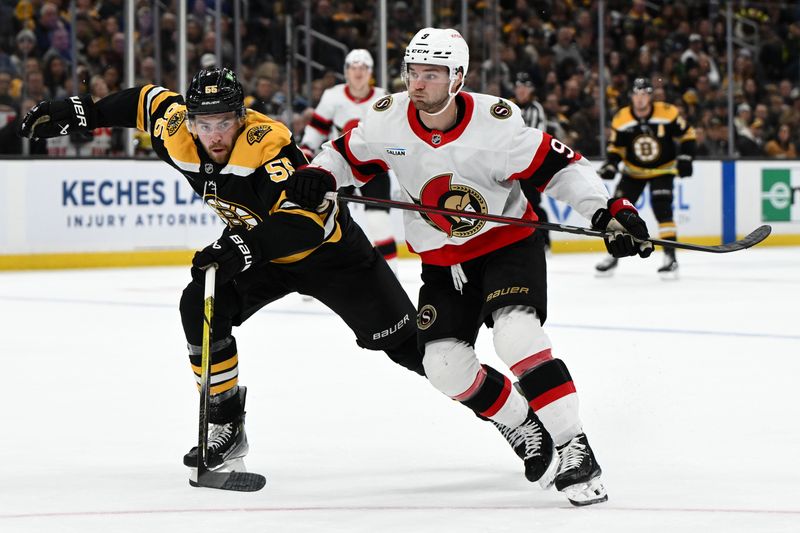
top-left (517, 358), bottom-right (581, 446)
top-left (459, 365), bottom-right (528, 427)
top-left (188, 336), bottom-right (239, 396)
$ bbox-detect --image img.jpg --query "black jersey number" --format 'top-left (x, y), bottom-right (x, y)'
top-left (266, 157), bottom-right (295, 182)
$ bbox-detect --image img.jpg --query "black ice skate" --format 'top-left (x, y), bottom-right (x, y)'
top-left (185, 386), bottom-right (249, 473)
top-left (594, 255), bottom-right (618, 277)
top-left (554, 433), bottom-right (608, 506)
top-left (658, 250), bottom-right (679, 280)
top-left (492, 409), bottom-right (558, 489)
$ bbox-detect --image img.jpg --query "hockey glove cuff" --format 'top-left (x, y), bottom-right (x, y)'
top-left (18, 95), bottom-right (97, 140)
top-left (599, 162), bottom-right (618, 181)
top-left (677, 155), bottom-right (693, 178)
top-left (192, 231), bottom-right (261, 285)
top-left (592, 198), bottom-right (654, 258)
top-left (285, 165), bottom-right (337, 209)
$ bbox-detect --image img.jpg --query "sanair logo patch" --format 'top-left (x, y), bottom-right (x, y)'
top-left (166, 110), bottom-right (186, 136)
top-left (386, 147), bottom-right (406, 156)
top-left (247, 125), bottom-right (272, 145)
top-left (490, 100), bottom-right (512, 119)
top-left (373, 95), bottom-right (393, 112)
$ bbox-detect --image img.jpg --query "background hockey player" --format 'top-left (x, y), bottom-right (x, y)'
top-left (18, 67), bottom-right (551, 483)
top-left (286, 27), bottom-right (654, 506)
top-left (301, 49), bottom-right (398, 272)
top-left (597, 77), bottom-right (696, 278)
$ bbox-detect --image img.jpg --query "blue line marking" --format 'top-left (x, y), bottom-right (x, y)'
top-left (722, 160), bottom-right (736, 244)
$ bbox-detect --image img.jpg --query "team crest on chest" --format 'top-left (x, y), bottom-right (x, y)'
top-left (373, 95), bottom-right (393, 111)
top-left (632, 133), bottom-right (660, 162)
top-left (416, 173), bottom-right (488, 238)
top-left (490, 100), bottom-right (512, 119)
top-left (247, 125), bottom-right (272, 145)
top-left (166, 110), bottom-right (186, 136)
top-left (204, 196), bottom-right (261, 229)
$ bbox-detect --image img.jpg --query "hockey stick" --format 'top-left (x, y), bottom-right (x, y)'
top-left (325, 192), bottom-right (771, 253)
top-left (190, 265), bottom-right (266, 492)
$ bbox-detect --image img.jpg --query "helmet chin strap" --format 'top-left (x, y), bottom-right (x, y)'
top-left (417, 77), bottom-right (461, 117)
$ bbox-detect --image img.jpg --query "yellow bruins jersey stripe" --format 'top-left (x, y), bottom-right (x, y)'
top-left (270, 222), bottom-right (343, 264)
top-left (622, 160), bottom-right (678, 178)
top-left (267, 192), bottom-right (344, 264)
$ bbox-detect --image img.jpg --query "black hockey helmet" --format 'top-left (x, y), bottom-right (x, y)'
top-left (185, 67), bottom-right (245, 118)
top-left (631, 77), bottom-right (654, 94)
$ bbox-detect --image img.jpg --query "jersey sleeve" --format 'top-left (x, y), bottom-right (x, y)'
top-left (301, 89), bottom-right (336, 154)
top-left (311, 123), bottom-right (388, 188)
top-left (673, 113), bottom-right (697, 157)
top-left (94, 85), bottom-right (183, 135)
top-left (503, 126), bottom-right (607, 221)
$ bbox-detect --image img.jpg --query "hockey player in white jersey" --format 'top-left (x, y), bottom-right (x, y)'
top-left (301, 49), bottom-right (398, 271)
top-left (286, 28), bottom-right (653, 506)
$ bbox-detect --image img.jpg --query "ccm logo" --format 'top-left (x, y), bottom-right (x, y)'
top-left (486, 286), bottom-right (529, 302)
top-left (69, 96), bottom-right (88, 127)
top-left (229, 234), bottom-right (253, 270)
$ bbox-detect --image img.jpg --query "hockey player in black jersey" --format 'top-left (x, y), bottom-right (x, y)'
top-left (18, 67), bottom-right (554, 485)
top-left (597, 78), bottom-right (696, 278)
top-left (17, 68), bottom-right (427, 477)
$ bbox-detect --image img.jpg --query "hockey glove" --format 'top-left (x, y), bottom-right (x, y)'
top-left (591, 198), bottom-right (654, 258)
top-left (284, 165), bottom-right (337, 209)
top-left (598, 162), bottom-right (618, 180)
top-left (676, 155), bottom-right (693, 178)
top-left (192, 231), bottom-right (261, 285)
top-left (17, 95), bottom-right (96, 140)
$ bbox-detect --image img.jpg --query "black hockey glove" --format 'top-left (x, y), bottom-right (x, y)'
top-left (17, 95), bottom-right (96, 140)
top-left (677, 155), bottom-right (693, 178)
top-left (284, 165), bottom-right (336, 209)
top-left (192, 231), bottom-right (261, 285)
top-left (598, 162), bottom-right (618, 180)
top-left (591, 198), bottom-right (654, 258)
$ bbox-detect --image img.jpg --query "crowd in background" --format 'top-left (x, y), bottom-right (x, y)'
top-left (0, 0), bottom-right (799, 158)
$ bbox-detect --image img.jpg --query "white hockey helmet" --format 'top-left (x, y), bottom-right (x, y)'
top-left (344, 49), bottom-right (374, 71)
top-left (402, 28), bottom-right (469, 93)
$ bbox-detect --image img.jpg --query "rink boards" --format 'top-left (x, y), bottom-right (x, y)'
top-left (0, 159), bottom-right (797, 269)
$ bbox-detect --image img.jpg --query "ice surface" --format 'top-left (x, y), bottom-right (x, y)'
top-left (1, 248), bottom-right (798, 532)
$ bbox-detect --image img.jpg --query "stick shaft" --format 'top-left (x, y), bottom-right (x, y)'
top-left (198, 266), bottom-right (216, 471)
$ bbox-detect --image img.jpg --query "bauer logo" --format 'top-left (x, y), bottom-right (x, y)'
top-left (761, 168), bottom-right (800, 222)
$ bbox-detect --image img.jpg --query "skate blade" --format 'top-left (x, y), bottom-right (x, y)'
top-left (594, 269), bottom-right (616, 278)
top-left (537, 444), bottom-right (560, 490)
top-left (561, 477), bottom-right (608, 506)
top-left (658, 269), bottom-right (679, 281)
top-left (189, 458), bottom-right (247, 482)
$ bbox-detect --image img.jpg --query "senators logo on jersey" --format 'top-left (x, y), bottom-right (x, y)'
top-left (373, 95), bottom-right (393, 111)
top-left (417, 173), bottom-right (488, 238)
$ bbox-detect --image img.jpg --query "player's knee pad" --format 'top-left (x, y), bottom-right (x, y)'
top-left (382, 333), bottom-right (424, 376)
top-left (422, 338), bottom-right (482, 398)
top-left (650, 188), bottom-right (674, 222)
top-left (492, 305), bottom-right (553, 376)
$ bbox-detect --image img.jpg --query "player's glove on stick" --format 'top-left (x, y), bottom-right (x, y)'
top-left (285, 165), bottom-right (336, 209)
top-left (676, 155), bottom-right (693, 178)
top-left (591, 198), bottom-right (654, 258)
top-left (17, 95), bottom-right (96, 139)
top-left (599, 162), bottom-right (618, 181)
top-left (192, 231), bottom-right (261, 285)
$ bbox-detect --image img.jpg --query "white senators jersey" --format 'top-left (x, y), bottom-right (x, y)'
top-left (313, 91), bottom-right (610, 266)
top-left (301, 84), bottom-right (388, 155)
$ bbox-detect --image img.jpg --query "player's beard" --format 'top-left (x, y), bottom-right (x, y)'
top-left (412, 90), bottom-right (451, 114)
top-left (207, 142), bottom-right (232, 164)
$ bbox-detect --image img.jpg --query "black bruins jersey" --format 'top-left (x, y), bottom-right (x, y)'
top-left (607, 102), bottom-right (696, 179)
top-left (94, 84), bottom-right (347, 264)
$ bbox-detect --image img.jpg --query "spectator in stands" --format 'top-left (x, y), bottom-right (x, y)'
top-left (764, 123), bottom-right (798, 158)
top-left (43, 56), bottom-right (68, 100)
top-left (0, 71), bottom-right (14, 108)
top-left (0, 97), bottom-right (47, 155)
top-left (551, 27), bottom-right (584, 79)
top-left (23, 69), bottom-right (49, 103)
top-left (42, 27), bottom-right (72, 66)
top-left (11, 30), bottom-right (38, 76)
top-left (247, 76), bottom-right (283, 117)
top-left (34, 2), bottom-right (67, 55)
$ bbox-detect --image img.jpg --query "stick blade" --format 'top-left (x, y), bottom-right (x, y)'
top-left (716, 224), bottom-right (772, 252)
top-left (190, 470), bottom-right (266, 492)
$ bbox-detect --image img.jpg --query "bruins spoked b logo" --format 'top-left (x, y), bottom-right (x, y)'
top-left (416, 173), bottom-right (488, 238)
top-left (632, 134), bottom-right (660, 162)
top-left (417, 304), bottom-right (437, 330)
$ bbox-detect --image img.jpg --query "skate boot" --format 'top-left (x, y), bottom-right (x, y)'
top-left (492, 409), bottom-right (558, 489)
top-left (594, 255), bottom-right (618, 277)
top-left (184, 386), bottom-right (249, 473)
top-left (554, 433), bottom-right (607, 506)
top-left (657, 250), bottom-right (679, 280)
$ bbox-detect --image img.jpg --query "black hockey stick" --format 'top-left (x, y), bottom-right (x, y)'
top-left (191, 265), bottom-right (266, 492)
top-left (325, 192), bottom-right (771, 253)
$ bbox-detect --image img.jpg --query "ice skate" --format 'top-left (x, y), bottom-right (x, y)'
top-left (554, 433), bottom-right (607, 506)
top-left (185, 386), bottom-right (249, 478)
top-left (657, 250), bottom-right (679, 280)
top-left (492, 409), bottom-right (558, 489)
top-left (594, 255), bottom-right (618, 277)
